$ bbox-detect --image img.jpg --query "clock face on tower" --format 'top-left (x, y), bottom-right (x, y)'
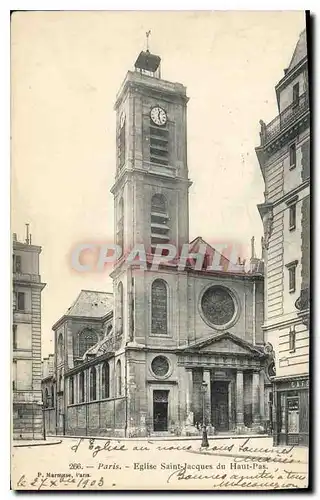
top-left (150, 106), bottom-right (167, 126)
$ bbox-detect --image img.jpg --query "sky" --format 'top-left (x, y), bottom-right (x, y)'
top-left (11, 10), bottom-right (306, 357)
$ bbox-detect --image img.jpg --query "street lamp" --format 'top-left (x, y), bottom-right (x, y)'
top-left (201, 381), bottom-right (209, 448)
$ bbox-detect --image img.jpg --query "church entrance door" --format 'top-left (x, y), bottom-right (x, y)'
top-left (212, 381), bottom-right (229, 432)
top-left (153, 390), bottom-right (169, 431)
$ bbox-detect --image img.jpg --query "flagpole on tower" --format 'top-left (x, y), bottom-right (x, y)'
top-left (146, 30), bottom-right (151, 52)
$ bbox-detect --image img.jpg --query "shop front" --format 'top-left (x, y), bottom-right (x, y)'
top-left (273, 375), bottom-right (309, 446)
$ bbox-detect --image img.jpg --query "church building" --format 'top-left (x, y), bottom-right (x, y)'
top-left (43, 47), bottom-right (274, 437)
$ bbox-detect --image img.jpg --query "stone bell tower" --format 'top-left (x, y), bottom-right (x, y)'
top-left (111, 43), bottom-right (191, 346)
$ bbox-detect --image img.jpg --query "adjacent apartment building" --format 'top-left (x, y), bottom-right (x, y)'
top-left (12, 228), bottom-right (46, 439)
top-left (256, 29), bottom-right (310, 446)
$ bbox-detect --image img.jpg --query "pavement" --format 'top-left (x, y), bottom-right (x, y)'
top-left (53, 432), bottom-right (270, 442)
top-left (12, 438), bottom-right (62, 448)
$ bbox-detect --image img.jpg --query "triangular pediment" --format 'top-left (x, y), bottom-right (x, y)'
top-left (179, 332), bottom-right (265, 359)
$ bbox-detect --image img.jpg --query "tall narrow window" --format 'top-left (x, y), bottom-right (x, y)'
top-left (17, 292), bottom-right (25, 311)
top-left (57, 333), bottom-right (63, 362)
top-left (289, 326), bottom-right (296, 352)
top-left (151, 279), bottom-right (168, 335)
top-left (116, 360), bottom-right (122, 396)
top-left (69, 376), bottom-right (74, 404)
top-left (13, 255), bottom-right (22, 273)
top-left (151, 194), bottom-right (170, 250)
top-left (286, 260), bottom-right (298, 293)
top-left (79, 371), bottom-right (85, 403)
top-left (118, 282), bottom-right (124, 333)
top-left (101, 362), bottom-right (110, 399)
top-left (13, 324), bottom-right (17, 349)
top-left (289, 203), bottom-right (296, 231)
top-left (118, 113), bottom-right (126, 168)
top-left (292, 82), bottom-right (299, 107)
top-left (289, 267), bottom-right (296, 293)
top-left (89, 367), bottom-right (97, 401)
top-left (51, 385), bottom-right (55, 408)
top-left (77, 329), bottom-right (98, 358)
top-left (12, 360), bottom-right (17, 391)
top-left (149, 114), bottom-right (169, 166)
top-left (116, 197), bottom-right (124, 256)
top-left (44, 388), bottom-right (49, 408)
top-left (289, 143), bottom-right (296, 168)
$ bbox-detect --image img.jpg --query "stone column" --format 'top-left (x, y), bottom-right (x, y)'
top-left (185, 369), bottom-right (193, 416)
top-left (181, 368), bottom-right (198, 436)
top-left (252, 371), bottom-right (261, 428)
top-left (228, 381), bottom-right (233, 430)
top-left (203, 370), bottom-right (212, 426)
top-left (259, 370), bottom-right (265, 422)
top-left (236, 370), bottom-right (245, 431)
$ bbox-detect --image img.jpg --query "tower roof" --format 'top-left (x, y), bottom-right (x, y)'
top-left (287, 29), bottom-right (307, 73)
top-left (134, 50), bottom-right (161, 73)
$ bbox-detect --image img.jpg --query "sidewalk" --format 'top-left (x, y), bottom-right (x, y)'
top-left (12, 438), bottom-right (62, 448)
top-left (53, 433), bottom-right (270, 442)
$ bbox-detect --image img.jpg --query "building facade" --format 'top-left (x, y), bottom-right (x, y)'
top-left (43, 49), bottom-right (275, 438)
top-left (12, 230), bottom-right (46, 439)
top-left (256, 29), bottom-right (310, 446)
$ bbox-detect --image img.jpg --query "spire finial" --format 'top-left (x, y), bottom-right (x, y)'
top-left (146, 30), bottom-right (151, 52)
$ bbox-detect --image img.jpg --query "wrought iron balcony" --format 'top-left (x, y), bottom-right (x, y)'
top-left (261, 92), bottom-right (309, 145)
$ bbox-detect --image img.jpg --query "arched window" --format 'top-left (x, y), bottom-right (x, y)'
top-left (101, 362), bottom-right (110, 399)
top-left (116, 360), bottom-right (122, 396)
top-left (118, 282), bottom-right (124, 333)
top-left (69, 376), bottom-right (74, 404)
top-left (151, 194), bottom-right (170, 249)
top-left (151, 279), bottom-right (168, 335)
top-left (57, 334), bottom-right (63, 362)
top-left (79, 371), bottom-right (85, 403)
top-left (44, 388), bottom-right (49, 408)
top-left (116, 197), bottom-right (124, 256)
top-left (77, 329), bottom-right (98, 358)
top-left (89, 367), bottom-right (97, 402)
top-left (51, 385), bottom-right (55, 408)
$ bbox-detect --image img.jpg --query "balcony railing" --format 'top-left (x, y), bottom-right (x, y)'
top-left (261, 92), bottom-right (309, 145)
top-left (13, 272), bottom-right (40, 283)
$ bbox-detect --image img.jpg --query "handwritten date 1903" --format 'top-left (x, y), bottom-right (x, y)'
top-left (16, 473), bottom-right (104, 490)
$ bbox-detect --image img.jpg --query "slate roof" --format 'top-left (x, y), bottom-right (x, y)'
top-left (287, 29), bottom-right (307, 72)
top-left (65, 290), bottom-right (113, 318)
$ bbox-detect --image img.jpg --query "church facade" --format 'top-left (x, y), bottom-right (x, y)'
top-left (43, 49), bottom-right (273, 437)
